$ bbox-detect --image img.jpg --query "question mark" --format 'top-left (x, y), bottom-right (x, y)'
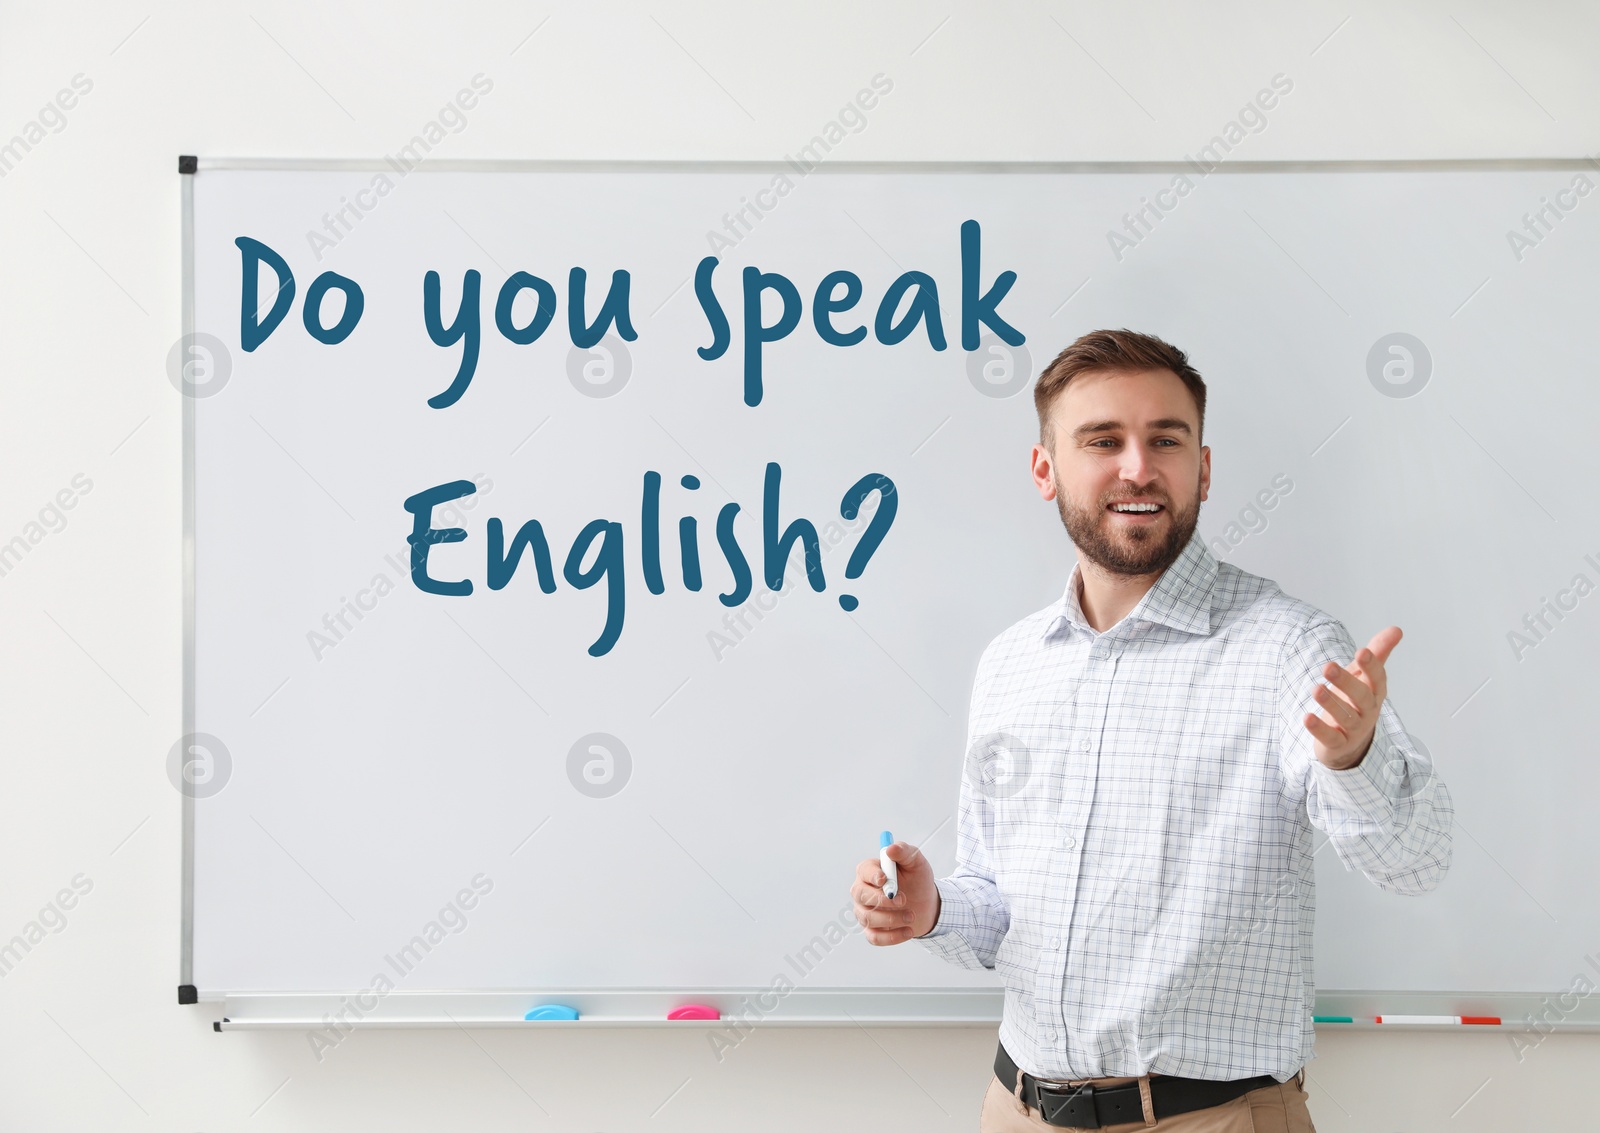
top-left (837, 473), bottom-right (898, 611)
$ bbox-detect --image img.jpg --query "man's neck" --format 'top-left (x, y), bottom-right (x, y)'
top-left (1076, 557), bottom-right (1165, 634)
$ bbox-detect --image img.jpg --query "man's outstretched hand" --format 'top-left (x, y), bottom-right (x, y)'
top-left (851, 841), bottom-right (940, 945)
top-left (1305, 625), bottom-right (1402, 771)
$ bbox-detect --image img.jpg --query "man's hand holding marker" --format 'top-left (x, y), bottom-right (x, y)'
top-left (852, 834), bottom-right (940, 945)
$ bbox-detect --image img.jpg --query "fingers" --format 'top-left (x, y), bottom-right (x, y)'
top-left (883, 841), bottom-right (923, 868)
top-left (1303, 712), bottom-right (1345, 748)
top-left (1366, 625), bottom-right (1403, 666)
top-left (862, 925), bottom-right (922, 946)
top-left (1319, 663), bottom-right (1372, 717)
top-left (851, 881), bottom-right (915, 942)
top-left (851, 876), bottom-right (904, 910)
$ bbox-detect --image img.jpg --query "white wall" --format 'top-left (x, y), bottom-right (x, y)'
top-left (2, 1), bottom-right (1596, 1128)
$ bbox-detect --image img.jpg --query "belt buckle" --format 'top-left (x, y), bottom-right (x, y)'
top-left (1036, 1081), bottom-right (1097, 1128)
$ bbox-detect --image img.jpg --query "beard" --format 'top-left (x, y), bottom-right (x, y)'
top-left (1054, 473), bottom-right (1201, 577)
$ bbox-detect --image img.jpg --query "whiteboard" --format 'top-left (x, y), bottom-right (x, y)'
top-left (181, 160), bottom-right (1600, 1025)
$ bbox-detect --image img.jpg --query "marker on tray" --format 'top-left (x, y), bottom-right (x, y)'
top-left (1375, 1015), bottom-right (1501, 1025)
top-left (524, 1004), bottom-right (580, 1021)
top-left (667, 1004), bottom-right (720, 1020)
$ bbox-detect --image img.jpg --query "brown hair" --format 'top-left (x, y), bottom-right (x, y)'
top-left (1033, 329), bottom-right (1206, 448)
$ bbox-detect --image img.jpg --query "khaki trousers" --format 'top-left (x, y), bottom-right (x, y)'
top-left (979, 1067), bottom-right (1316, 1132)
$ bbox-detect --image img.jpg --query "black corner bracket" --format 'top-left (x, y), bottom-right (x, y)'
top-left (178, 155), bottom-right (197, 175)
top-left (178, 984), bottom-right (198, 1005)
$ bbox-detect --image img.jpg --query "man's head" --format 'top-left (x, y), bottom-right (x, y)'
top-left (1030, 329), bottom-right (1210, 577)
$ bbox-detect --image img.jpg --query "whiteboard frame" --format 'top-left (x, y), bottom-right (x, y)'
top-left (179, 156), bottom-right (1600, 1028)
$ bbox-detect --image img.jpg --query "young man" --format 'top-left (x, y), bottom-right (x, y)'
top-left (851, 330), bottom-right (1452, 1131)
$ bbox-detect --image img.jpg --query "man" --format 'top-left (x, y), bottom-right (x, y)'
top-left (851, 329), bottom-right (1452, 1131)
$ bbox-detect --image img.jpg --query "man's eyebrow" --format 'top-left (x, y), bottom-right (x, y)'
top-left (1071, 418), bottom-right (1194, 439)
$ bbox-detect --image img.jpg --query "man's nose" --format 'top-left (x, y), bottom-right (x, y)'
top-left (1117, 445), bottom-right (1154, 485)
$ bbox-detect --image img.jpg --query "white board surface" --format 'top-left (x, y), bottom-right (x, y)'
top-left (185, 162), bottom-right (1599, 1018)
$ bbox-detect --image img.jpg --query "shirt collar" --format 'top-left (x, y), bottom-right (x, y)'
top-left (1043, 530), bottom-right (1219, 641)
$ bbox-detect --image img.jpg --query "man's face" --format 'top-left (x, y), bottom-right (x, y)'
top-left (1030, 368), bottom-right (1210, 576)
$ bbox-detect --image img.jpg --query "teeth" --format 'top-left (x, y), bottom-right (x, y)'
top-left (1112, 503), bottom-right (1161, 512)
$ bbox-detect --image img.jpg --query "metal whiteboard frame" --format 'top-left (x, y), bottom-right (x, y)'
top-left (180, 156), bottom-right (1600, 1030)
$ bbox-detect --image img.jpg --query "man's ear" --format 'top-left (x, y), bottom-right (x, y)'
top-left (1031, 443), bottom-right (1057, 501)
top-left (1199, 445), bottom-right (1211, 502)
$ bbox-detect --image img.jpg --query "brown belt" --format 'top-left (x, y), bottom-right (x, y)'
top-left (995, 1041), bottom-right (1278, 1128)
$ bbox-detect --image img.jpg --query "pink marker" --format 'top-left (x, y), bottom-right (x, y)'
top-left (667, 1004), bottom-right (720, 1021)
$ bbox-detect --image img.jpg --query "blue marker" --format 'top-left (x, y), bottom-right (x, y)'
top-left (525, 1004), bottom-right (580, 1021)
top-left (880, 831), bottom-right (898, 899)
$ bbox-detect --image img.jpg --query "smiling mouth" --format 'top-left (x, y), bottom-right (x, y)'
top-left (1107, 502), bottom-right (1165, 519)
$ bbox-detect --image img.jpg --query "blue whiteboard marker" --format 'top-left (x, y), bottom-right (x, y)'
top-left (880, 831), bottom-right (898, 899)
top-left (525, 1004), bottom-right (580, 1021)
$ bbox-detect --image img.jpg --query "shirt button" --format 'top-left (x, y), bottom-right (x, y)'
top-left (1045, 1030), bottom-right (1057, 1042)
top-left (1049, 937), bottom-right (1061, 949)
top-left (1061, 834), bottom-right (1077, 850)
top-left (1079, 738), bottom-right (1091, 752)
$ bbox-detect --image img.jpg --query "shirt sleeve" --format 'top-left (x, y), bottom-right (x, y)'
top-left (1278, 618), bottom-right (1453, 896)
top-left (919, 648), bottom-right (1012, 970)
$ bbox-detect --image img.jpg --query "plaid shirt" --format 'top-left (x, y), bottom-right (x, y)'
top-left (920, 531), bottom-right (1453, 1082)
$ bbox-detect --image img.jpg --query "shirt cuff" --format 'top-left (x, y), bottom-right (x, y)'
top-left (1308, 726), bottom-right (1399, 833)
top-left (917, 877), bottom-right (985, 965)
